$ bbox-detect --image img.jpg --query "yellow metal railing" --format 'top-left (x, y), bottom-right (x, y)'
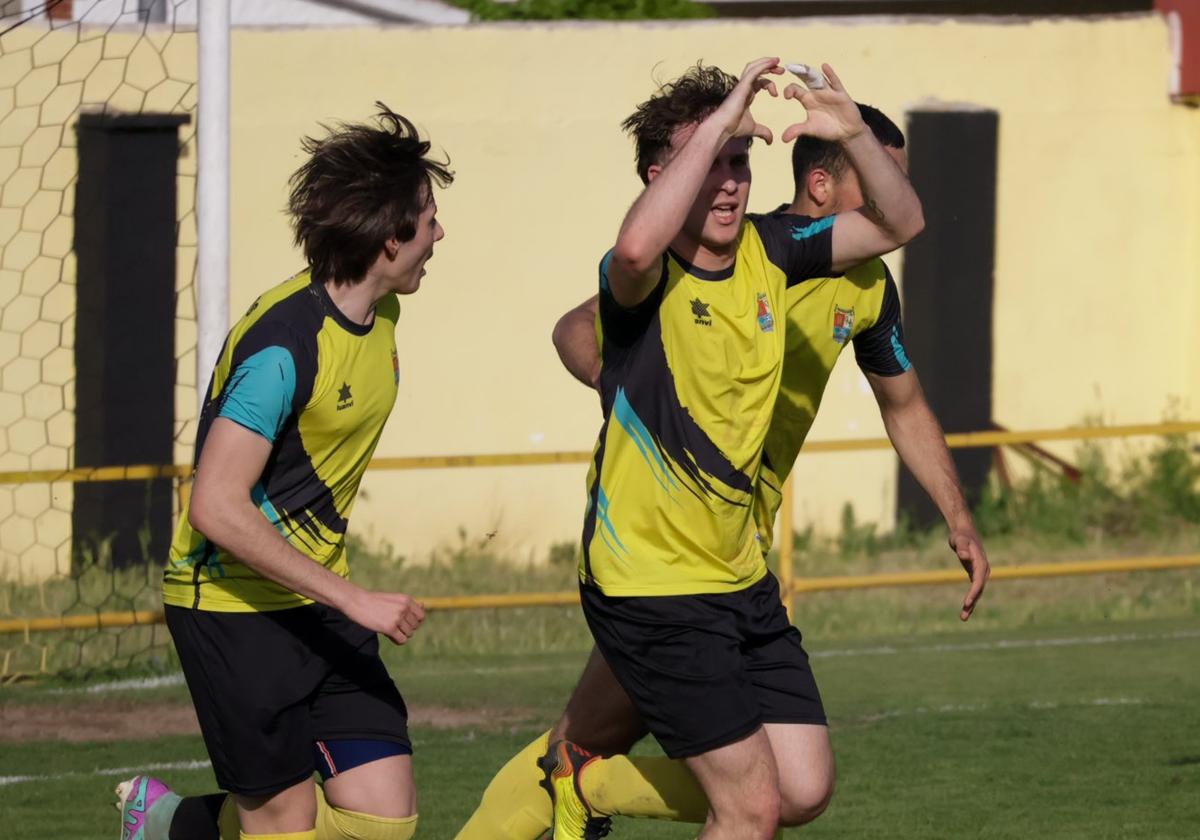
top-left (3, 554), bottom-right (1199, 638)
top-left (3, 421), bottom-right (1198, 486)
top-left (2, 420), bottom-right (1198, 641)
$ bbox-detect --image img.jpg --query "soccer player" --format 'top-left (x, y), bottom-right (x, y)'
top-left (114, 104), bottom-right (450, 840)
top-left (558, 56), bottom-right (920, 840)
top-left (565, 57), bottom-right (926, 840)
top-left (454, 96), bottom-right (988, 839)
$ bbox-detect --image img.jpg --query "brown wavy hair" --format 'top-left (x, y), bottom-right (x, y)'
top-left (287, 103), bottom-right (453, 285)
top-left (621, 63), bottom-right (738, 184)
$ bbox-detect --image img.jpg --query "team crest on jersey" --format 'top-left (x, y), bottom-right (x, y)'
top-left (833, 306), bottom-right (855, 344)
top-left (391, 348), bottom-right (400, 385)
top-left (756, 293), bottom-right (775, 333)
top-left (691, 298), bottom-right (712, 327)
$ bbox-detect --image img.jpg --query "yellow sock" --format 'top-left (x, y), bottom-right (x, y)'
top-left (218, 795), bottom-right (240, 840)
top-left (239, 832), bottom-right (316, 840)
top-left (453, 729), bottom-right (553, 840)
top-left (581, 755), bottom-right (708, 823)
top-left (318, 803), bottom-right (417, 840)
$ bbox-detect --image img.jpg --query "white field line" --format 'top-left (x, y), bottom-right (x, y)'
top-left (48, 674), bottom-right (187, 694)
top-left (0, 759), bottom-right (211, 788)
top-left (857, 696), bottom-right (1145, 723)
top-left (41, 627), bottom-right (1200, 693)
top-left (811, 628), bottom-right (1200, 660)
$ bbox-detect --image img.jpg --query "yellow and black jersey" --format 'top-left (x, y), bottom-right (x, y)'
top-left (163, 272), bottom-right (400, 612)
top-left (754, 211), bottom-right (911, 551)
top-left (581, 214), bottom-right (834, 597)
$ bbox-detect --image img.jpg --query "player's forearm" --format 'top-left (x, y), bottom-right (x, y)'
top-left (611, 118), bottom-right (729, 279)
top-left (841, 130), bottom-right (924, 245)
top-left (189, 493), bottom-right (364, 611)
top-left (881, 399), bottom-right (973, 531)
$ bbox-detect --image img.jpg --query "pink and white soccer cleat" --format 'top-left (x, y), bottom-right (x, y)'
top-left (114, 776), bottom-right (176, 840)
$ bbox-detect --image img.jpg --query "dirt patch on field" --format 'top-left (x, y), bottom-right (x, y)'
top-left (0, 701), bottom-right (535, 743)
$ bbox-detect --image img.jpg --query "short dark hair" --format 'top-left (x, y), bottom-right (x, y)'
top-left (790, 102), bottom-right (905, 190)
top-left (621, 63), bottom-right (738, 184)
top-left (287, 103), bottom-right (454, 285)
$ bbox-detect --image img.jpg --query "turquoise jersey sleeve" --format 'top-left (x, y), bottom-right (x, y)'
top-left (218, 345), bottom-right (298, 442)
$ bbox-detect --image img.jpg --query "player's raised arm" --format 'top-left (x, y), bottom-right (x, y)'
top-left (607, 57), bottom-right (783, 307)
top-left (552, 295), bottom-right (601, 390)
top-left (783, 63), bottom-right (924, 272)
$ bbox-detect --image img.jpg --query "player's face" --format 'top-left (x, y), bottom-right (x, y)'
top-left (685, 135), bottom-right (752, 251)
top-left (388, 194), bottom-right (444, 296)
top-left (832, 145), bottom-right (908, 213)
top-left (653, 125), bottom-right (752, 253)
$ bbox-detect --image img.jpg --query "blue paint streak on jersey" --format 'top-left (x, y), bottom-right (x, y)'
top-left (890, 325), bottom-right (912, 371)
top-left (599, 250), bottom-right (613, 292)
top-left (595, 486), bottom-right (628, 556)
top-left (251, 482), bottom-right (292, 540)
top-left (790, 216), bottom-right (835, 241)
top-left (218, 345), bottom-right (297, 443)
top-left (613, 386), bottom-right (679, 494)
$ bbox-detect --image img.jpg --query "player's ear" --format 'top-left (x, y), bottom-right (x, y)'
top-left (646, 163), bottom-right (664, 183)
top-left (382, 237), bottom-right (401, 261)
top-left (807, 168), bottom-right (832, 207)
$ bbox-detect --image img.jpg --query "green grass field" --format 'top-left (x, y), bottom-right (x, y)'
top-left (3, 611), bottom-right (1200, 839)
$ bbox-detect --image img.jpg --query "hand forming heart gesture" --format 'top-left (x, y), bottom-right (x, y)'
top-left (711, 58), bottom-right (867, 147)
top-left (781, 61), bottom-right (867, 144)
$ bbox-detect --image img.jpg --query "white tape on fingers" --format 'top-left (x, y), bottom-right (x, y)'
top-left (786, 63), bottom-right (825, 90)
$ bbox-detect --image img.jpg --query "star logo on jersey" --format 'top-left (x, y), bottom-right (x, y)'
top-left (833, 306), bottom-right (855, 345)
top-left (337, 382), bottom-right (354, 410)
top-left (756, 293), bottom-right (775, 333)
top-left (691, 298), bottom-right (712, 327)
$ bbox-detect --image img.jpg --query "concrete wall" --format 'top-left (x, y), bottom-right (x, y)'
top-left (1, 12), bottom-right (1198, 578)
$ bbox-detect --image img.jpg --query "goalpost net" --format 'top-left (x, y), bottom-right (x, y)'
top-left (0, 0), bottom-right (215, 679)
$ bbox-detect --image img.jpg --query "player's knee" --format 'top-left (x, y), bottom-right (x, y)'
top-left (777, 771), bottom-right (835, 827)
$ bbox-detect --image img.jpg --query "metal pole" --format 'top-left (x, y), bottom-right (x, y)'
top-left (196, 0), bottom-right (230, 412)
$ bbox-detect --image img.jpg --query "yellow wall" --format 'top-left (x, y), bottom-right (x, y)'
top-left (227, 14), bottom-right (1194, 560)
top-left (2, 12), bottom-right (1198, 578)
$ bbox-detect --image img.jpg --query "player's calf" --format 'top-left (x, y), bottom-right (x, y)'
top-left (685, 729), bottom-right (781, 840)
top-left (236, 777), bottom-right (318, 835)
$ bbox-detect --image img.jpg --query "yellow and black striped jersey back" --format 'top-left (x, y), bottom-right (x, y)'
top-left (163, 272), bottom-right (400, 612)
top-left (754, 223), bottom-right (910, 552)
top-left (581, 214), bottom-right (833, 597)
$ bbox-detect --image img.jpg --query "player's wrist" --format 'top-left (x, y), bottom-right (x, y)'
top-left (329, 578), bottom-right (369, 615)
top-left (697, 109), bottom-right (737, 145)
top-left (837, 122), bottom-right (870, 146)
top-left (947, 513), bottom-right (977, 535)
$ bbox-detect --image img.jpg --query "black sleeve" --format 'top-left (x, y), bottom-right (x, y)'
top-left (597, 249), bottom-right (668, 349)
top-left (749, 212), bottom-right (834, 287)
top-left (852, 265), bottom-right (912, 377)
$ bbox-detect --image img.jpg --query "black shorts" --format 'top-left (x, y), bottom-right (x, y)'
top-left (166, 603), bottom-right (410, 796)
top-left (580, 572), bottom-right (825, 760)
